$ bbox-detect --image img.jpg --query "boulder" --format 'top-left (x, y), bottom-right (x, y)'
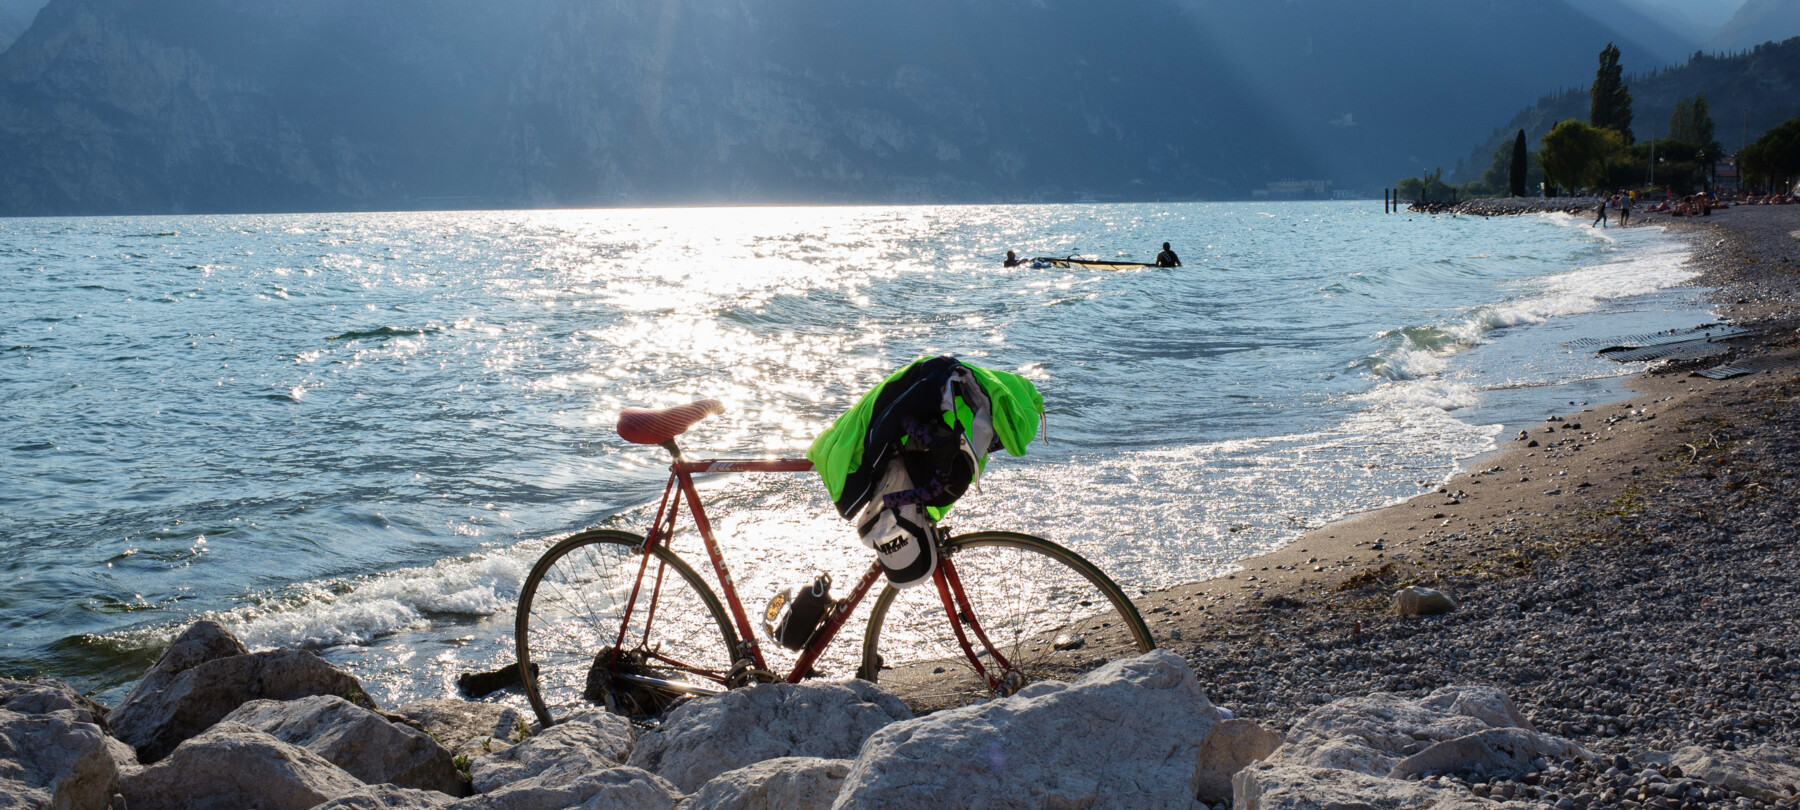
top-left (1269, 686), bottom-right (1529, 776)
top-left (455, 766), bottom-right (680, 810)
top-left (117, 721), bottom-right (365, 810)
top-left (683, 757), bottom-right (850, 810)
top-left (121, 621), bottom-right (247, 703)
top-left (1388, 727), bottom-right (1593, 780)
top-left (1233, 762), bottom-right (1494, 810)
top-left (1392, 586), bottom-right (1457, 616)
top-left (311, 784), bottom-right (458, 809)
top-left (835, 650), bottom-right (1216, 809)
top-left (392, 698), bottom-right (528, 761)
top-left (0, 707), bottom-right (123, 810)
top-left (223, 695), bottom-right (464, 796)
top-left (1661, 744), bottom-right (1800, 803)
top-left (468, 712), bottom-right (635, 794)
top-left (1196, 718), bottom-right (1282, 802)
top-left (109, 647), bottom-right (374, 762)
top-left (0, 678), bottom-right (111, 730)
top-left (627, 680), bottom-right (910, 793)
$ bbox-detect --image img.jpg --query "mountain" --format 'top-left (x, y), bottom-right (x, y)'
top-left (1621, 0), bottom-right (1745, 37)
top-left (1449, 37), bottom-right (1800, 184)
top-left (0, 0), bottom-right (50, 52)
top-left (0, 0), bottom-right (1727, 215)
top-left (1710, 0), bottom-right (1800, 52)
top-left (1566, 0), bottom-right (1704, 64)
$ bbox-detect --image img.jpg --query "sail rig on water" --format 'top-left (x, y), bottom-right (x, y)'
top-left (1031, 256), bottom-right (1157, 270)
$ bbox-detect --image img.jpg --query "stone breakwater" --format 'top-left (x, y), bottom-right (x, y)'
top-left (5, 620), bottom-right (1800, 809)
top-left (1408, 197), bottom-right (1603, 216)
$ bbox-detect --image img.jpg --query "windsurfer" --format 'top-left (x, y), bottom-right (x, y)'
top-left (1154, 242), bottom-right (1181, 268)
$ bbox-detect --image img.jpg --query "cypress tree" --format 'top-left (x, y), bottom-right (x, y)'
top-left (1590, 43), bottom-right (1634, 144)
top-left (1692, 93), bottom-right (1718, 154)
top-left (1670, 97), bottom-right (1694, 143)
top-left (1509, 129), bottom-right (1528, 197)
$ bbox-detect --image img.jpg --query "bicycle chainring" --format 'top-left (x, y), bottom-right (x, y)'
top-left (585, 647), bottom-right (683, 719)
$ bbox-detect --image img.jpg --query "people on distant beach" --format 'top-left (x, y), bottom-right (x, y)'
top-left (1592, 197), bottom-right (1609, 228)
top-left (1154, 242), bottom-right (1181, 268)
top-left (1003, 250), bottom-right (1022, 268)
top-left (1618, 191), bottom-right (1631, 227)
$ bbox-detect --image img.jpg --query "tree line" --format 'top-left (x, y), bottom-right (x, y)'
top-left (1398, 43), bottom-right (1798, 201)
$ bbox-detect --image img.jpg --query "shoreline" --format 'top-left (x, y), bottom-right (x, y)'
top-left (1140, 205), bottom-right (1800, 754)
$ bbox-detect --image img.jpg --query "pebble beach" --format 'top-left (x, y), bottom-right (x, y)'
top-left (1139, 205), bottom-right (1800, 809)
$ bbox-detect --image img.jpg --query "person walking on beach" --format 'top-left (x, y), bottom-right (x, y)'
top-left (1618, 191), bottom-right (1631, 227)
top-left (1154, 242), bottom-right (1181, 267)
top-left (1593, 196), bottom-right (1609, 228)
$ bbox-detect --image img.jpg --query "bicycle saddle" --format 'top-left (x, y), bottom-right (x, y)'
top-left (616, 399), bottom-right (726, 445)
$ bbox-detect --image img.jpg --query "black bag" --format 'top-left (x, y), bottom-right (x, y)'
top-left (762, 574), bottom-right (835, 651)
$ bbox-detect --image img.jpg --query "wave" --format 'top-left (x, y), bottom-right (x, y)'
top-left (1356, 225), bottom-right (1695, 383)
top-left (196, 550), bottom-right (537, 651)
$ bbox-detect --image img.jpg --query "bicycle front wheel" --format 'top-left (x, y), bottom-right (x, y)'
top-left (858, 531), bottom-right (1154, 713)
top-left (516, 529), bottom-right (739, 728)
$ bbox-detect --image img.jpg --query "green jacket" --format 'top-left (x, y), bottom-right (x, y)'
top-left (807, 357), bottom-right (1044, 515)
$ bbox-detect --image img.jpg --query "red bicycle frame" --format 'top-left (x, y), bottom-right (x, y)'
top-left (616, 453), bottom-right (1016, 690)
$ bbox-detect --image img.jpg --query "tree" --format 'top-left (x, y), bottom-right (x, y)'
top-left (1590, 43), bottom-right (1634, 144)
top-left (1670, 94), bottom-right (1720, 155)
top-left (1540, 119), bottom-right (1622, 192)
top-left (1509, 129), bottom-right (1528, 197)
top-left (1740, 117), bottom-right (1800, 191)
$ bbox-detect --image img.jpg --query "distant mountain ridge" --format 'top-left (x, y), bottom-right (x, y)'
top-left (0, 0), bottom-right (49, 52)
top-left (1710, 0), bottom-right (1800, 52)
top-left (1449, 37), bottom-right (1800, 185)
top-left (0, 0), bottom-right (1733, 214)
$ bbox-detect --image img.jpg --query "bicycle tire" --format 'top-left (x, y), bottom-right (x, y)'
top-left (516, 529), bottom-right (739, 727)
top-left (858, 530), bottom-right (1154, 713)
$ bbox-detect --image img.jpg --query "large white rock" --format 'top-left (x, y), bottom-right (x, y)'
top-left (109, 647), bottom-right (374, 762)
top-left (1662, 744), bottom-right (1800, 803)
top-left (312, 784), bottom-right (458, 809)
top-left (834, 650), bottom-right (1217, 809)
top-left (394, 699), bottom-right (528, 761)
top-left (117, 721), bottom-right (365, 810)
top-left (468, 712), bottom-right (635, 794)
top-left (0, 679), bottom-right (111, 730)
top-left (1392, 586), bottom-right (1457, 616)
top-left (684, 757), bottom-right (850, 810)
top-left (454, 766), bottom-right (680, 810)
top-left (1388, 727), bottom-right (1593, 779)
top-left (1232, 762), bottom-right (1494, 810)
top-left (1269, 686), bottom-right (1530, 776)
top-left (1197, 718), bottom-right (1282, 803)
top-left (627, 680), bottom-right (911, 793)
top-left (0, 707), bottom-right (123, 810)
top-left (224, 695), bottom-right (464, 796)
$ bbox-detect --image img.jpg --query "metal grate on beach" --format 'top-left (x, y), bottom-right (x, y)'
top-left (1565, 323), bottom-right (1752, 351)
top-left (1691, 356), bottom-right (1789, 380)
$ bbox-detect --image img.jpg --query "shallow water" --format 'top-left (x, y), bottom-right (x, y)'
top-left (0, 203), bottom-right (1709, 705)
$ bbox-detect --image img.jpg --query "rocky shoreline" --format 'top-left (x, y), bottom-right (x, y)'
top-left (6, 208), bottom-right (1800, 810)
top-left (1409, 197), bottom-right (1604, 216)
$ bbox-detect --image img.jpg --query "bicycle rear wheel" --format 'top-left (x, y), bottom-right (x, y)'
top-left (516, 529), bottom-right (739, 727)
top-left (858, 530), bottom-right (1154, 713)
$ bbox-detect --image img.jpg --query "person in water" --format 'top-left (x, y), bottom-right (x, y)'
top-left (1154, 242), bottom-right (1181, 267)
top-left (1003, 250), bottom-right (1022, 268)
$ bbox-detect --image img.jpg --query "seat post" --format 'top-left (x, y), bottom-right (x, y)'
top-left (659, 439), bottom-right (683, 462)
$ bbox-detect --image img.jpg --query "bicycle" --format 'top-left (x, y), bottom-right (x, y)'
top-left (515, 398), bottom-right (1155, 727)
